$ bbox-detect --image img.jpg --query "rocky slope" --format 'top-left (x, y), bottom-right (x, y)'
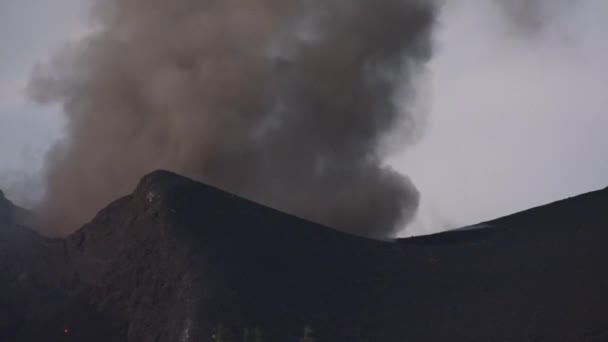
top-left (0, 191), bottom-right (69, 340)
top-left (2, 171), bottom-right (608, 341)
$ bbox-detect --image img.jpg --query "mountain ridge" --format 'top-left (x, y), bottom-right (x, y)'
top-left (1, 170), bottom-right (608, 341)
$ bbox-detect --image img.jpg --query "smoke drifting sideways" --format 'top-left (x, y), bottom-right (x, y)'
top-left (494, 0), bottom-right (581, 37)
top-left (28, 0), bottom-right (437, 238)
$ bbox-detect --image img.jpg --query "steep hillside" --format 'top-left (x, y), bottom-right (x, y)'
top-left (2, 171), bottom-right (608, 341)
top-left (0, 191), bottom-right (69, 341)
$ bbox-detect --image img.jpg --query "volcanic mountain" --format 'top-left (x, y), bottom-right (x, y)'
top-left (1, 170), bottom-right (608, 341)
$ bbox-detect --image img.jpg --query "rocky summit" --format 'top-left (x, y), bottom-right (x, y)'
top-left (2, 170), bottom-right (608, 341)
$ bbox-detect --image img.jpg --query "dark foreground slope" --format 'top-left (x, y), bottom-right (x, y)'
top-left (2, 171), bottom-right (608, 341)
top-left (0, 191), bottom-right (70, 341)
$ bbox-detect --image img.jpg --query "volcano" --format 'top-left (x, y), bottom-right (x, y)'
top-left (1, 170), bottom-right (608, 341)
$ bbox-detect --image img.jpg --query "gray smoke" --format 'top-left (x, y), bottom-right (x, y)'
top-left (495, 0), bottom-right (579, 36)
top-left (29, 0), bottom-right (437, 238)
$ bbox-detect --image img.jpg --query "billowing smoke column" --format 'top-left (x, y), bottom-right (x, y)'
top-left (29, 0), bottom-right (437, 238)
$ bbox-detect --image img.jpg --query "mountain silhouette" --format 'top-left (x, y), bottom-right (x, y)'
top-left (2, 170), bottom-right (608, 341)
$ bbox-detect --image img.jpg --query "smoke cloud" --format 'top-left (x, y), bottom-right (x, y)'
top-left (29, 0), bottom-right (437, 238)
top-left (493, 0), bottom-right (581, 38)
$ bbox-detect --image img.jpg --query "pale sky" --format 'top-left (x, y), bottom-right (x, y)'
top-left (0, 0), bottom-right (607, 235)
top-left (393, 0), bottom-right (608, 235)
top-left (0, 0), bottom-right (87, 204)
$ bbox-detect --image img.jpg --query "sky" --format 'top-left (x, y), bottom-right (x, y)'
top-left (393, 0), bottom-right (608, 235)
top-left (0, 0), bottom-right (607, 236)
top-left (0, 0), bottom-right (87, 204)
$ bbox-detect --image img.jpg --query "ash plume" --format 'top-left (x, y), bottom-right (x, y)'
top-left (29, 0), bottom-right (437, 238)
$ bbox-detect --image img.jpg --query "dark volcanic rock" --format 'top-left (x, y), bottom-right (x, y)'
top-left (2, 170), bottom-right (608, 341)
top-left (0, 189), bottom-right (16, 222)
top-left (0, 191), bottom-right (70, 341)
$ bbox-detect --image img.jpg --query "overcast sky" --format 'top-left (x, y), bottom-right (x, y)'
top-left (0, 0), bottom-right (87, 203)
top-left (394, 0), bottom-right (608, 235)
top-left (1, 0), bottom-right (607, 235)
